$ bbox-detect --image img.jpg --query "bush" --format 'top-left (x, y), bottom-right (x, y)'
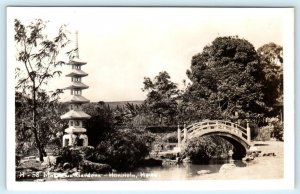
top-left (80, 160), bottom-right (112, 174)
top-left (88, 129), bottom-right (154, 171)
top-left (77, 146), bottom-right (95, 158)
top-left (56, 147), bottom-right (83, 168)
top-left (182, 136), bottom-right (233, 164)
top-left (271, 120), bottom-right (283, 141)
top-left (16, 155), bottom-right (21, 167)
top-left (254, 118), bottom-right (283, 141)
top-left (162, 132), bottom-right (178, 143)
top-left (255, 126), bottom-right (271, 141)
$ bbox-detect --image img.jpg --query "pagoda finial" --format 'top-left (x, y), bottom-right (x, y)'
top-left (75, 30), bottom-right (79, 58)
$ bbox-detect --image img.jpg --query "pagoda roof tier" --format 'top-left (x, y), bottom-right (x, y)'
top-left (66, 69), bottom-right (88, 77)
top-left (65, 127), bottom-right (87, 134)
top-left (65, 95), bottom-right (90, 103)
top-left (65, 82), bottom-right (89, 90)
top-left (68, 57), bottom-right (87, 65)
top-left (61, 110), bottom-right (91, 120)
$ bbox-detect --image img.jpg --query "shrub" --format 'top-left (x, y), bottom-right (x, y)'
top-left (162, 132), bottom-right (178, 143)
top-left (254, 118), bottom-right (283, 141)
top-left (88, 129), bottom-right (154, 171)
top-left (271, 119), bottom-right (283, 141)
top-left (77, 146), bottom-right (95, 158)
top-left (16, 155), bottom-right (21, 166)
top-left (56, 147), bottom-right (83, 168)
top-left (182, 136), bottom-right (233, 164)
top-left (255, 126), bottom-right (271, 141)
top-left (80, 160), bottom-right (112, 174)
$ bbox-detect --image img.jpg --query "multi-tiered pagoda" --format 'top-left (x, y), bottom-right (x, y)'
top-left (61, 31), bottom-right (91, 147)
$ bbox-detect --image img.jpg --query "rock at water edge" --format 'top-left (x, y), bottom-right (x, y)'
top-left (219, 163), bottom-right (236, 174)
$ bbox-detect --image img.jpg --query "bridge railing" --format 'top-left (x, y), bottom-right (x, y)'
top-left (180, 120), bottom-right (250, 144)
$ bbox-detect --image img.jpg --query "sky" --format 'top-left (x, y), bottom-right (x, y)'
top-left (9, 7), bottom-right (290, 102)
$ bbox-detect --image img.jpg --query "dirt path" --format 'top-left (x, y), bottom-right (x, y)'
top-left (193, 140), bottom-right (284, 180)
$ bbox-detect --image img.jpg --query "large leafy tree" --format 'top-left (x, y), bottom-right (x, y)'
top-left (142, 71), bottom-right (179, 125)
top-left (257, 43), bottom-right (283, 118)
top-left (185, 36), bottom-right (266, 123)
top-left (14, 19), bottom-right (70, 161)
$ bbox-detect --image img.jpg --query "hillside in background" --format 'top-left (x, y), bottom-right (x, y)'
top-left (90, 100), bottom-right (144, 109)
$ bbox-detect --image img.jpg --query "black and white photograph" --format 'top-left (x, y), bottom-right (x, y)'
top-left (6, 7), bottom-right (294, 190)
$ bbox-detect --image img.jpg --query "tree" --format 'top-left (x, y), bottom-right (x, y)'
top-left (185, 36), bottom-right (266, 123)
top-left (83, 102), bottom-right (115, 147)
top-left (15, 19), bottom-right (70, 161)
top-left (142, 71), bottom-right (179, 125)
top-left (15, 91), bottom-right (67, 157)
top-left (257, 43), bottom-right (283, 118)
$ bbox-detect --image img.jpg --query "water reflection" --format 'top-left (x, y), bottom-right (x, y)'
top-left (62, 159), bottom-right (248, 181)
top-left (135, 159), bottom-right (247, 180)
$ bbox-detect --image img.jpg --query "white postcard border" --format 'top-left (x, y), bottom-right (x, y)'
top-left (6, 7), bottom-right (295, 191)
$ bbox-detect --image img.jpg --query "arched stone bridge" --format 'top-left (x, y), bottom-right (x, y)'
top-left (177, 120), bottom-right (252, 159)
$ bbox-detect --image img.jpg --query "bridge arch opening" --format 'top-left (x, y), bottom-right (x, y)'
top-left (220, 135), bottom-right (247, 159)
top-left (199, 134), bottom-right (247, 160)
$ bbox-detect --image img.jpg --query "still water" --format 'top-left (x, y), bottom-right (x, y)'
top-left (65, 159), bottom-right (247, 181)
top-left (133, 160), bottom-right (247, 180)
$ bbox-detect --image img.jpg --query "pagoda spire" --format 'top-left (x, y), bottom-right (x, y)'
top-left (75, 30), bottom-right (79, 58)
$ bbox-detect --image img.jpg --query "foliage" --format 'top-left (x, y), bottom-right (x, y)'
top-left (257, 43), bottom-right (283, 117)
top-left (15, 19), bottom-right (70, 161)
top-left (56, 147), bottom-right (83, 168)
top-left (80, 160), bottom-right (112, 174)
top-left (255, 126), bottom-right (271, 141)
top-left (184, 36), bottom-right (266, 123)
top-left (161, 132), bottom-right (178, 143)
top-left (270, 118), bottom-right (283, 141)
top-left (182, 136), bottom-right (233, 164)
top-left (83, 102), bottom-right (115, 146)
top-left (142, 71), bottom-right (180, 125)
top-left (124, 102), bottom-right (148, 117)
top-left (121, 103), bottom-right (150, 128)
top-left (131, 113), bottom-right (155, 129)
top-left (77, 146), bottom-right (95, 157)
top-left (15, 91), bottom-right (67, 157)
top-left (239, 120), bottom-right (259, 140)
top-left (86, 129), bottom-right (155, 171)
top-left (16, 155), bottom-right (21, 167)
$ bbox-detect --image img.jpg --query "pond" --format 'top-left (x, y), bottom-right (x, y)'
top-left (135, 160), bottom-right (247, 180)
top-left (64, 159), bottom-right (247, 181)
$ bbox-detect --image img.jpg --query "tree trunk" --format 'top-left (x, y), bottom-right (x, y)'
top-left (32, 82), bottom-right (45, 162)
